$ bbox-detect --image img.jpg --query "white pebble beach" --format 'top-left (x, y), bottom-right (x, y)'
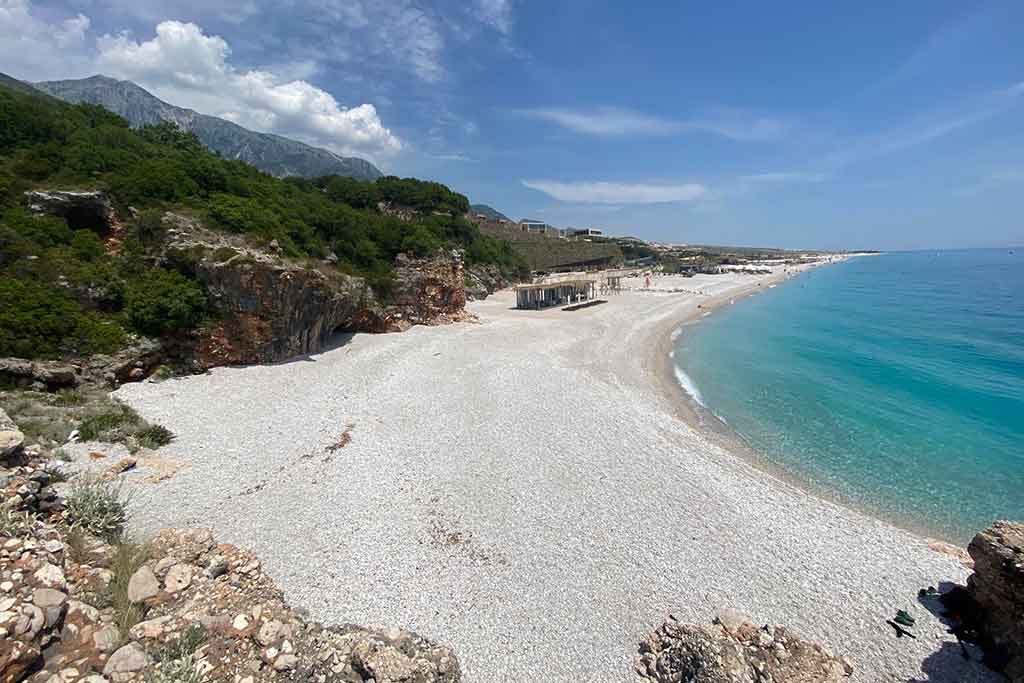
top-left (111, 263), bottom-right (999, 682)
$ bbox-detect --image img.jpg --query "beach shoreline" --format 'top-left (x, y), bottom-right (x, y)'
top-left (647, 257), bottom-right (966, 547)
top-left (107, 259), bottom-right (995, 682)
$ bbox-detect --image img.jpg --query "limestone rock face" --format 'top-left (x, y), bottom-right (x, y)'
top-left (636, 612), bottom-right (852, 683)
top-left (387, 252), bottom-right (471, 331)
top-left (162, 214), bottom-right (471, 368)
top-left (967, 520), bottom-right (1024, 681)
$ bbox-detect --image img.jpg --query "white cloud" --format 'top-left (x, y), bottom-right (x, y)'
top-left (742, 172), bottom-right (826, 183)
top-left (428, 153), bottom-right (478, 162)
top-left (474, 0), bottom-right (513, 33)
top-left (523, 180), bottom-right (708, 204)
top-left (0, 0), bottom-right (93, 81)
top-left (514, 106), bottom-right (788, 141)
top-left (825, 82), bottom-right (1024, 169)
top-left (96, 21), bottom-right (402, 160)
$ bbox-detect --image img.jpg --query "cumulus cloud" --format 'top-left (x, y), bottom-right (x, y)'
top-left (522, 180), bottom-right (708, 204)
top-left (0, 0), bottom-right (93, 80)
top-left (96, 21), bottom-right (402, 160)
top-left (515, 106), bottom-right (787, 141)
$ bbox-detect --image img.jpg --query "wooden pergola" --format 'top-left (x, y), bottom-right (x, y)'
top-left (515, 279), bottom-right (597, 310)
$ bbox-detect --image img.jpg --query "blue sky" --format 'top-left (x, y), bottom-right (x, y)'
top-left (2, 0), bottom-right (1023, 249)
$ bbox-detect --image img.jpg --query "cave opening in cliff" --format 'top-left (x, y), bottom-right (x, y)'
top-left (63, 203), bottom-right (112, 236)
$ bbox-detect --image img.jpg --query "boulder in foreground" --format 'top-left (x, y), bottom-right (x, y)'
top-left (966, 520), bottom-right (1024, 681)
top-left (636, 609), bottom-right (853, 682)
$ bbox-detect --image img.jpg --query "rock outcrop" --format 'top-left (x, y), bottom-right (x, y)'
top-left (0, 341), bottom-right (163, 390)
top-left (386, 253), bottom-right (470, 331)
top-left (464, 264), bottom-right (510, 301)
top-left (965, 521), bottom-right (1024, 681)
top-left (25, 191), bottom-right (115, 229)
top-left (162, 214), bottom-right (470, 368)
top-left (636, 610), bottom-right (853, 683)
top-left (0, 523), bottom-right (460, 683)
top-left (0, 401), bottom-right (461, 683)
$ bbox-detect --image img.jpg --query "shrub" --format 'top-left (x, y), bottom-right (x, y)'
top-left (136, 424), bottom-right (174, 450)
top-left (131, 210), bottom-right (167, 247)
top-left (71, 229), bottom-right (105, 261)
top-left (124, 268), bottom-right (206, 336)
top-left (0, 277), bottom-right (125, 358)
top-left (153, 623), bottom-right (208, 663)
top-left (78, 407), bottom-right (141, 442)
top-left (65, 476), bottom-right (131, 541)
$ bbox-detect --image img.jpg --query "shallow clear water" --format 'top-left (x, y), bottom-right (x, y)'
top-left (675, 249), bottom-right (1024, 543)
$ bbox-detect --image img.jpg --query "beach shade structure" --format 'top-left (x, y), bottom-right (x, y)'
top-left (515, 279), bottom-right (597, 309)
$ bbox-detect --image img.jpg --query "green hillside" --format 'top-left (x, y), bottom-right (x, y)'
top-left (0, 76), bottom-right (527, 360)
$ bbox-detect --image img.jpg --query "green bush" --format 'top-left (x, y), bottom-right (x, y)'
top-left (124, 268), bottom-right (206, 336)
top-left (71, 229), bottom-right (105, 261)
top-left (65, 476), bottom-right (131, 542)
top-left (78, 407), bottom-right (141, 442)
top-left (0, 277), bottom-right (126, 358)
top-left (136, 424), bottom-right (174, 449)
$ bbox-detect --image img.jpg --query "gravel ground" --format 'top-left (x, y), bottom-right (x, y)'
top-left (111, 269), bottom-right (999, 682)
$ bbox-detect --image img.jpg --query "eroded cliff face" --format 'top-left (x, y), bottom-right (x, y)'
top-left (161, 214), bottom-right (470, 369)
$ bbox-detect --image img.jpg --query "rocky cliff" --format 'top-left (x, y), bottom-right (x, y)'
top-left (965, 521), bottom-right (1024, 680)
top-left (160, 214), bottom-right (470, 369)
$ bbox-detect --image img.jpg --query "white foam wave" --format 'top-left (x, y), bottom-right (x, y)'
top-left (673, 364), bottom-right (706, 407)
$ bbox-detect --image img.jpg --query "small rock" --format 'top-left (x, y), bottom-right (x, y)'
top-left (103, 643), bottom-right (150, 675)
top-left (715, 607), bottom-right (749, 635)
top-left (126, 566), bottom-right (159, 603)
top-left (129, 615), bottom-right (173, 640)
top-left (32, 588), bottom-right (67, 609)
top-left (93, 625), bottom-right (122, 653)
top-left (33, 563), bottom-right (67, 590)
top-left (206, 555), bottom-right (228, 579)
top-left (273, 654), bottom-right (298, 671)
top-left (163, 564), bottom-right (193, 593)
top-left (257, 619), bottom-right (284, 646)
top-left (232, 614), bottom-right (250, 630)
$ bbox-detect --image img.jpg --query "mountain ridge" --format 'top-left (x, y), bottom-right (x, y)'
top-left (32, 74), bottom-right (383, 181)
top-left (470, 203), bottom-right (510, 221)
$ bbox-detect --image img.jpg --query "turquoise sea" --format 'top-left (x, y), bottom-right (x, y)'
top-left (674, 249), bottom-right (1024, 543)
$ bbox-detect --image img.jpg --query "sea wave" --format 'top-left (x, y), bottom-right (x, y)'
top-left (673, 363), bottom-right (706, 407)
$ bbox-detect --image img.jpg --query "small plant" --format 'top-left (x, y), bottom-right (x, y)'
top-left (53, 447), bottom-right (72, 462)
top-left (65, 476), bottom-right (131, 542)
top-left (149, 365), bottom-right (174, 382)
top-left (136, 424), bottom-right (174, 450)
top-left (42, 463), bottom-right (70, 483)
top-left (0, 504), bottom-right (34, 537)
top-left (154, 623), bottom-right (208, 663)
top-left (54, 390), bottom-right (85, 406)
top-left (107, 540), bottom-right (150, 637)
top-left (146, 655), bottom-right (203, 683)
top-left (65, 526), bottom-right (90, 564)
